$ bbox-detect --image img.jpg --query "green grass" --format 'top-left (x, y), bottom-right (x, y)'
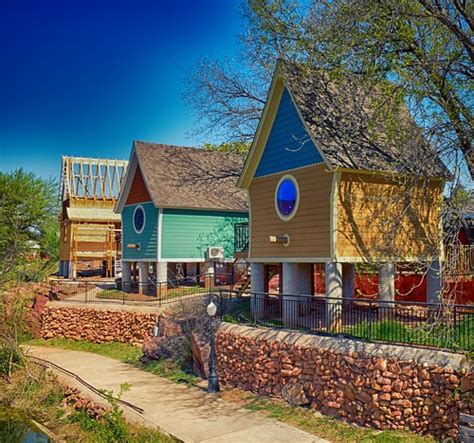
top-left (95, 289), bottom-right (158, 301)
top-left (96, 289), bottom-right (128, 300)
top-left (26, 338), bottom-right (142, 362)
top-left (26, 338), bottom-right (198, 386)
top-left (223, 298), bottom-right (252, 323)
top-left (347, 316), bottom-right (474, 351)
top-left (95, 286), bottom-right (209, 301)
top-left (238, 394), bottom-right (434, 443)
top-left (69, 409), bottom-right (177, 442)
top-left (163, 286), bottom-right (209, 299)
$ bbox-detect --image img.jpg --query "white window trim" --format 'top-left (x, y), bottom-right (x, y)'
top-left (133, 205), bottom-right (146, 234)
top-left (274, 174), bottom-right (300, 222)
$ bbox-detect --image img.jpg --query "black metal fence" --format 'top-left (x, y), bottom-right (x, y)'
top-left (49, 276), bottom-right (219, 306)
top-left (217, 290), bottom-right (474, 352)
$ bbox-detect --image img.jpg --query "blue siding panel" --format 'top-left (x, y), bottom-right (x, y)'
top-left (255, 88), bottom-right (323, 177)
top-left (122, 202), bottom-right (157, 260)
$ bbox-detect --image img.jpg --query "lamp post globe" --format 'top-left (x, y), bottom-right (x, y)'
top-left (207, 300), bottom-right (217, 317)
top-left (207, 299), bottom-right (220, 393)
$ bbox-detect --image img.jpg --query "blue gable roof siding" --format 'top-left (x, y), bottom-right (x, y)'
top-left (254, 87), bottom-right (324, 178)
top-left (122, 201), bottom-right (157, 261)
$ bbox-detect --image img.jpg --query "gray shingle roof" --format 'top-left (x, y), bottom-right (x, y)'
top-left (134, 141), bottom-right (248, 211)
top-left (280, 61), bottom-right (449, 178)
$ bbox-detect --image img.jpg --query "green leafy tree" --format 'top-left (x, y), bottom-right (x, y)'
top-left (0, 169), bottom-right (59, 285)
top-left (202, 140), bottom-right (250, 155)
top-left (186, 0), bottom-right (473, 180)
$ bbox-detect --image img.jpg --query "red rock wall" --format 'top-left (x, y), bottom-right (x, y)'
top-left (216, 324), bottom-right (473, 439)
top-left (41, 306), bottom-right (156, 345)
top-left (29, 294), bottom-right (49, 338)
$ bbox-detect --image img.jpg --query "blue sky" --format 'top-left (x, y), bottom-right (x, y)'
top-left (0, 0), bottom-right (243, 179)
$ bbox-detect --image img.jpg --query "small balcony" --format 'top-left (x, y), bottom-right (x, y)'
top-left (234, 222), bottom-right (249, 254)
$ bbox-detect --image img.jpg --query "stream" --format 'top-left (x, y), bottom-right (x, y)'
top-left (0, 406), bottom-right (50, 443)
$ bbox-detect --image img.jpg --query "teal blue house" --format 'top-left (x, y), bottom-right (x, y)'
top-left (114, 141), bottom-right (248, 285)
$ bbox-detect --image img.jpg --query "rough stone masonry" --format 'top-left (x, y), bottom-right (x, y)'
top-left (41, 305), bottom-right (156, 345)
top-left (216, 323), bottom-right (474, 439)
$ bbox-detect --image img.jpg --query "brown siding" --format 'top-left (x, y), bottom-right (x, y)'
top-left (59, 221), bottom-right (72, 260)
top-left (249, 164), bottom-right (333, 259)
top-left (336, 172), bottom-right (443, 260)
top-left (126, 167), bottom-right (151, 204)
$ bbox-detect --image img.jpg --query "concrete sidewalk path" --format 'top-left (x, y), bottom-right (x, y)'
top-left (25, 346), bottom-right (326, 443)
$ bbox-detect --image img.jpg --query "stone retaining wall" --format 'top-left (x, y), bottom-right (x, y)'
top-left (41, 306), bottom-right (156, 345)
top-left (216, 323), bottom-right (473, 439)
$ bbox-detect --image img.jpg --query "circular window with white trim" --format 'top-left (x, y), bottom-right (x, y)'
top-left (133, 205), bottom-right (146, 234)
top-left (275, 175), bottom-right (300, 221)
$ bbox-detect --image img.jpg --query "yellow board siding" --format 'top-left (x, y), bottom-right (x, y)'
top-left (59, 222), bottom-right (72, 261)
top-left (249, 164), bottom-right (333, 259)
top-left (336, 172), bottom-right (443, 261)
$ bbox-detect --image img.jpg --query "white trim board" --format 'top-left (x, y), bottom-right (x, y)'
top-left (157, 207), bottom-right (163, 260)
top-left (248, 257), bottom-right (332, 263)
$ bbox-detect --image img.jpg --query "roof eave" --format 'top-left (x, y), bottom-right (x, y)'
top-left (238, 69), bottom-right (282, 189)
top-left (114, 143), bottom-right (139, 213)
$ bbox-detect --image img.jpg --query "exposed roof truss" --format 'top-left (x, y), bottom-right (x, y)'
top-left (60, 156), bottom-right (128, 202)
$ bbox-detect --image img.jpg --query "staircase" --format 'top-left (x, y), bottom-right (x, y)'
top-left (232, 258), bottom-right (251, 294)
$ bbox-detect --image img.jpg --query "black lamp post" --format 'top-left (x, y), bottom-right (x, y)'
top-left (207, 300), bottom-right (220, 393)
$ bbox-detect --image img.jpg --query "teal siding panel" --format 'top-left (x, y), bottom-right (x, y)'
top-left (255, 87), bottom-right (323, 177)
top-left (122, 202), bottom-right (157, 260)
top-left (161, 209), bottom-right (248, 260)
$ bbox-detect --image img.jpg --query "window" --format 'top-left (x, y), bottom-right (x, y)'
top-left (275, 175), bottom-right (299, 221)
top-left (133, 205), bottom-right (146, 234)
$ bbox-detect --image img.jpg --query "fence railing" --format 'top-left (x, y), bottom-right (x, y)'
top-left (49, 275), bottom-right (219, 306)
top-left (234, 222), bottom-right (249, 253)
top-left (217, 289), bottom-right (474, 352)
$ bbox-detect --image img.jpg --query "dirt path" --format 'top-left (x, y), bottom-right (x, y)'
top-left (25, 346), bottom-right (327, 443)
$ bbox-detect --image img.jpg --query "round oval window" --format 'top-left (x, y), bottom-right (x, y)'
top-left (133, 205), bottom-right (145, 234)
top-left (275, 175), bottom-right (299, 221)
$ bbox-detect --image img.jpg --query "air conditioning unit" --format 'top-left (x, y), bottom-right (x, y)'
top-left (206, 246), bottom-right (224, 260)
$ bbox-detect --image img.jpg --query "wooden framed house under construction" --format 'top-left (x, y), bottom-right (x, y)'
top-left (58, 156), bottom-right (128, 278)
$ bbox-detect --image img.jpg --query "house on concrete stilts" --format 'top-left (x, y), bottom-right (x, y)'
top-left (115, 141), bottom-right (249, 293)
top-left (237, 61), bottom-right (449, 327)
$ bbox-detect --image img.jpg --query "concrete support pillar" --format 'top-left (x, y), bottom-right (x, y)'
top-left (426, 259), bottom-right (442, 305)
top-left (325, 262), bottom-right (343, 331)
top-left (282, 262), bottom-right (299, 328)
top-left (379, 263), bottom-right (395, 304)
top-left (122, 261), bottom-right (132, 292)
top-left (204, 260), bottom-right (215, 289)
top-left (379, 263), bottom-right (395, 319)
top-left (250, 262), bottom-right (265, 320)
top-left (297, 263), bottom-right (313, 295)
top-left (342, 263), bottom-right (355, 304)
top-left (156, 261), bottom-right (168, 296)
top-left (297, 263), bottom-right (313, 315)
top-left (138, 262), bottom-right (149, 294)
top-left (68, 261), bottom-right (76, 279)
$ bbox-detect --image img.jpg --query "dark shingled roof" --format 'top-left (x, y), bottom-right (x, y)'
top-left (280, 61), bottom-right (449, 178)
top-left (134, 141), bottom-right (248, 211)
